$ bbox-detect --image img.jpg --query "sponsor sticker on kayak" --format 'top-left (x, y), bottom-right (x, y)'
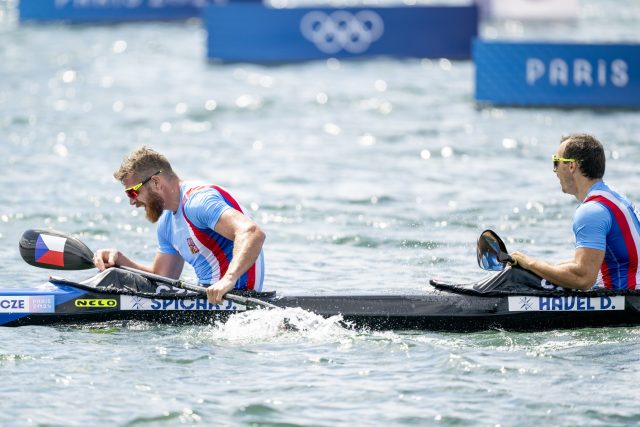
top-left (74, 299), bottom-right (117, 308)
top-left (120, 296), bottom-right (244, 311)
top-left (508, 295), bottom-right (625, 312)
top-left (0, 296), bottom-right (55, 313)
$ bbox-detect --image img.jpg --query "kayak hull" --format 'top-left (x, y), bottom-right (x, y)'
top-left (275, 294), bottom-right (640, 332)
top-left (2, 281), bottom-right (640, 331)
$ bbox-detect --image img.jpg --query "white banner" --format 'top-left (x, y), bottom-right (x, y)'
top-left (508, 295), bottom-right (625, 312)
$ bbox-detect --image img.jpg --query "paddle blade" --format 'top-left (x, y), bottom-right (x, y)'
top-left (476, 229), bottom-right (513, 271)
top-left (19, 229), bottom-right (94, 270)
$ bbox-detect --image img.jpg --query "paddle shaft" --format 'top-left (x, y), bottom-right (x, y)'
top-left (117, 266), bottom-right (278, 309)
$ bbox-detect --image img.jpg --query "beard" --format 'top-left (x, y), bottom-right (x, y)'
top-left (145, 189), bottom-right (165, 223)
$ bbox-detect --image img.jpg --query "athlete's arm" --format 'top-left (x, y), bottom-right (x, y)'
top-left (206, 209), bottom-right (266, 303)
top-left (93, 249), bottom-right (184, 279)
top-left (510, 247), bottom-right (604, 290)
top-left (150, 252), bottom-right (185, 279)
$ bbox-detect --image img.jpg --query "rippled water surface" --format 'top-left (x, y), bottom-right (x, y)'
top-left (2, 0), bottom-right (640, 425)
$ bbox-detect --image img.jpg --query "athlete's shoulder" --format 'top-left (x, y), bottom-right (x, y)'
top-left (574, 196), bottom-right (612, 239)
top-left (181, 183), bottom-right (223, 207)
top-left (180, 183), bottom-right (230, 228)
top-left (182, 182), bottom-right (219, 198)
top-left (602, 181), bottom-right (635, 206)
top-left (588, 181), bottom-right (631, 203)
top-left (576, 198), bottom-right (610, 220)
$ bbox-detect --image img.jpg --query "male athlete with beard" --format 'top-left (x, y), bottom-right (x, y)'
top-left (93, 147), bottom-right (266, 304)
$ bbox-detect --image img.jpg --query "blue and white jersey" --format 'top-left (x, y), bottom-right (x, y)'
top-left (156, 183), bottom-right (265, 290)
top-left (575, 181), bottom-right (640, 289)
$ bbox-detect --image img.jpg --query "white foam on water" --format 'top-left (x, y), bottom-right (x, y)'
top-left (192, 307), bottom-right (356, 344)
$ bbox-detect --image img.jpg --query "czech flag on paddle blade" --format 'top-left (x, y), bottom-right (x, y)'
top-left (35, 234), bottom-right (66, 267)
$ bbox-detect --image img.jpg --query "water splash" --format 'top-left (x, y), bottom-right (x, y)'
top-left (193, 308), bottom-right (353, 344)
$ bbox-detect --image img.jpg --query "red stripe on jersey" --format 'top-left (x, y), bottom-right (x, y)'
top-left (182, 203), bottom-right (230, 280)
top-left (182, 185), bottom-right (257, 290)
top-left (586, 195), bottom-right (638, 289)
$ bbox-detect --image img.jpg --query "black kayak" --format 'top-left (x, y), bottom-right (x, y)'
top-left (1, 267), bottom-right (638, 331)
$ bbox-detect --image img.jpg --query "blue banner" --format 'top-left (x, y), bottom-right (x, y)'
top-left (19, 0), bottom-right (204, 22)
top-left (205, 4), bottom-right (478, 62)
top-left (474, 40), bottom-right (640, 108)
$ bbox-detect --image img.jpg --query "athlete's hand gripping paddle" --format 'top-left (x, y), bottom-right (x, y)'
top-left (476, 229), bottom-right (515, 271)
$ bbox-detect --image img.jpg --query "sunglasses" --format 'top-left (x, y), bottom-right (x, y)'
top-left (552, 154), bottom-right (576, 172)
top-left (124, 170), bottom-right (162, 199)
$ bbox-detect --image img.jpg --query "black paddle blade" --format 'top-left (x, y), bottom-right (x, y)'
top-left (476, 229), bottom-right (513, 271)
top-left (19, 229), bottom-right (94, 270)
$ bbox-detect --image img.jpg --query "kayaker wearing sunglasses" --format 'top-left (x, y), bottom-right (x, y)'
top-left (510, 133), bottom-right (640, 290)
top-left (93, 146), bottom-right (266, 304)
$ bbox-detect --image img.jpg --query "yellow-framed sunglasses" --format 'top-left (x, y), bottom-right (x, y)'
top-left (125, 170), bottom-right (162, 199)
top-left (552, 154), bottom-right (576, 172)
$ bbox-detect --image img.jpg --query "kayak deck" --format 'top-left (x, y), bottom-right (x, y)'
top-left (2, 268), bottom-right (640, 331)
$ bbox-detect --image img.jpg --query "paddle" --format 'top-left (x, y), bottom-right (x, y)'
top-left (476, 229), bottom-right (515, 271)
top-left (117, 265), bottom-right (279, 309)
top-left (19, 229), bottom-right (278, 309)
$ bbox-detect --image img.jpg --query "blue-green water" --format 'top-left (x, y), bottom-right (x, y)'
top-left (2, 0), bottom-right (640, 425)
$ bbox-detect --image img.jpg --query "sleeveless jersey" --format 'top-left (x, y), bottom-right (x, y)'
top-left (575, 181), bottom-right (640, 289)
top-left (156, 183), bottom-right (265, 290)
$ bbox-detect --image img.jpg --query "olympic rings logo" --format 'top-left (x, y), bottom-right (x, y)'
top-left (300, 10), bottom-right (384, 54)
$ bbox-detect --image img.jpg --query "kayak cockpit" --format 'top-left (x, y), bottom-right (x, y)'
top-left (430, 266), bottom-right (640, 297)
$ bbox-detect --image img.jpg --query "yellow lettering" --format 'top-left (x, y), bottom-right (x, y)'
top-left (74, 299), bottom-right (117, 308)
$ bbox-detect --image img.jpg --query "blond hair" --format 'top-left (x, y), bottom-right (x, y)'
top-left (113, 146), bottom-right (177, 181)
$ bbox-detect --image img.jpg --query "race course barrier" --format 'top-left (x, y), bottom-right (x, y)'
top-left (204, 3), bottom-right (478, 62)
top-left (474, 40), bottom-right (640, 108)
top-left (19, 0), bottom-right (205, 22)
